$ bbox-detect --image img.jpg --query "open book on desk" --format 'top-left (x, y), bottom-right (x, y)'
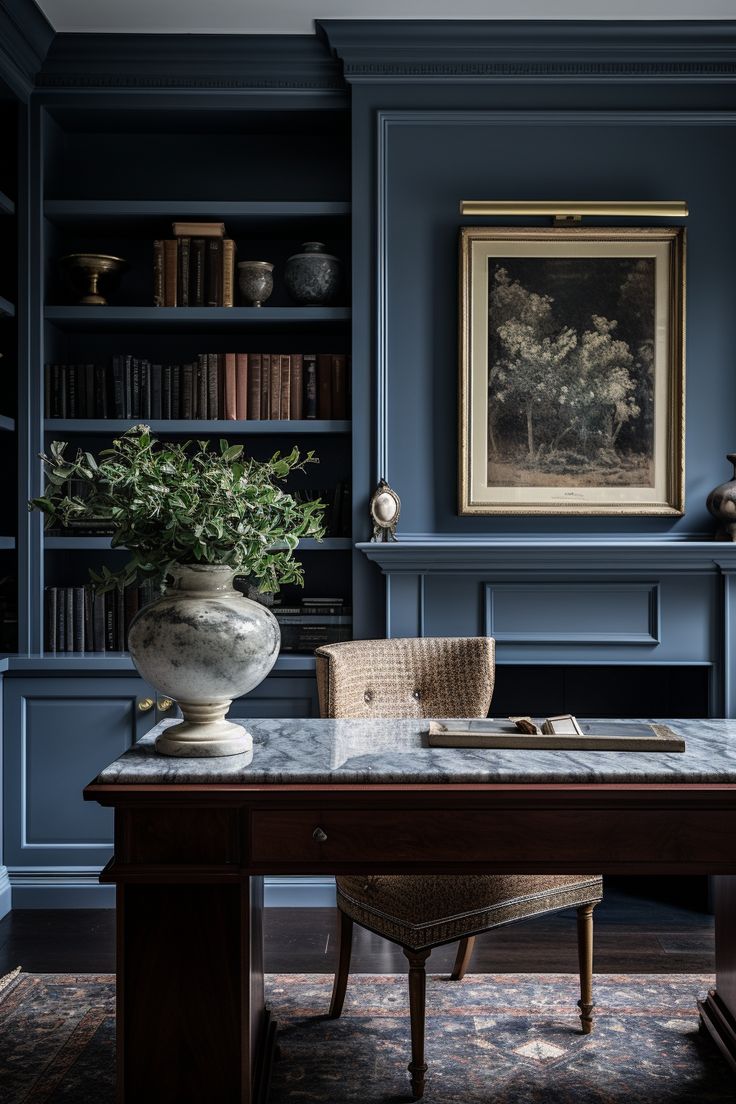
top-left (426, 717), bottom-right (686, 752)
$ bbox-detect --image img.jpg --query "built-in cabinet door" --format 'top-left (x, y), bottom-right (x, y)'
top-left (3, 676), bottom-right (157, 876)
top-left (229, 676), bottom-right (319, 719)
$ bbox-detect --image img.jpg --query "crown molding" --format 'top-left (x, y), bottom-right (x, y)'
top-left (0, 0), bottom-right (53, 98)
top-left (318, 20), bottom-right (736, 84)
top-left (37, 33), bottom-right (346, 92)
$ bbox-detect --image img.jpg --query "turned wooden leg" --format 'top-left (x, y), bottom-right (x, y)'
top-left (450, 935), bottom-right (476, 981)
top-left (576, 902), bottom-right (596, 1035)
top-left (329, 910), bottom-right (354, 1019)
top-left (404, 947), bottom-right (431, 1100)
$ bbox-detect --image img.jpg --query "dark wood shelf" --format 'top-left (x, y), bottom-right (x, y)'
top-left (44, 306), bottom-right (351, 331)
top-left (44, 536), bottom-right (352, 551)
top-left (0, 191), bottom-right (15, 217)
top-left (44, 199), bottom-right (350, 227)
top-left (0, 295), bottom-right (15, 318)
top-left (44, 418), bottom-right (350, 435)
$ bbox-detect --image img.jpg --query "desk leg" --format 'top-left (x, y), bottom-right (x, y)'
top-left (699, 875), bottom-right (736, 1070)
top-left (115, 875), bottom-right (275, 1104)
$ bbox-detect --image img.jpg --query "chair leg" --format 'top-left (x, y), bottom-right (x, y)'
top-left (404, 947), bottom-right (431, 1100)
top-left (329, 911), bottom-right (354, 1019)
top-left (576, 902), bottom-right (596, 1034)
top-left (450, 935), bottom-right (476, 981)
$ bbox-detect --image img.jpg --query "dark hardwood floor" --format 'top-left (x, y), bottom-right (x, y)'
top-left (0, 879), bottom-right (715, 977)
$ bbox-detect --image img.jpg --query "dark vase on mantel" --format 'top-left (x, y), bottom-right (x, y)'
top-left (707, 454), bottom-right (736, 541)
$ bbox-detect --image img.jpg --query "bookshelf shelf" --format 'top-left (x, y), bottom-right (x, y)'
top-left (44, 536), bottom-right (353, 551)
top-left (0, 415), bottom-right (16, 433)
top-left (44, 200), bottom-right (351, 226)
top-left (0, 537), bottom-right (15, 550)
top-left (0, 191), bottom-right (14, 217)
top-left (45, 306), bottom-right (351, 331)
top-left (0, 295), bottom-right (16, 319)
top-left (44, 418), bottom-right (351, 435)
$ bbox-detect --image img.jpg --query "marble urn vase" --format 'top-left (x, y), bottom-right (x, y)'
top-left (128, 564), bottom-right (280, 757)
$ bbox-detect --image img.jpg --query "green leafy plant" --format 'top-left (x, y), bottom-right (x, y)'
top-left (30, 425), bottom-right (326, 593)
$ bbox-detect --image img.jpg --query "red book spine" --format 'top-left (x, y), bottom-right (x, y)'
top-left (235, 353), bottom-right (248, 420)
top-left (279, 354), bottom-right (291, 420)
top-left (317, 353), bottom-right (333, 419)
top-left (290, 353), bottom-right (304, 420)
top-left (224, 353), bottom-right (237, 420)
top-left (248, 354), bottom-right (262, 420)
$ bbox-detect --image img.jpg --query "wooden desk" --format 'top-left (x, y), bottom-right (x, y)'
top-left (84, 716), bottom-right (736, 1104)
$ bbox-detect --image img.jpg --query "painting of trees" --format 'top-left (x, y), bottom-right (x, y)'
top-left (487, 257), bottom-right (655, 488)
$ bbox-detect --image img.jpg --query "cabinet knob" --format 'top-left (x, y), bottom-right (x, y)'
top-left (157, 697), bottom-right (174, 713)
top-left (137, 697), bottom-right (155, 713)
top-left (312, 827), bottom-right (328, 844)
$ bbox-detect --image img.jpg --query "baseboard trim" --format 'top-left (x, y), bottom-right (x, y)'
top-left (5, 873), bottom-right (336, 909)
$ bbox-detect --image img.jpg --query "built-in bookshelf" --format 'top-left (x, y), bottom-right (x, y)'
top-left (33, 98), bottom-right (354, 667)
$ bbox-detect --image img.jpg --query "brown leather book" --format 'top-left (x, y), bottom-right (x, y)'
top-left (207, 352), bottom-right (220, 419)
top-left (248, 353), bottom-right (262, 419)
top-left (280, 354), bottom-right (291, 419)
top-left (224, 353), bottom-right (237, 420)
top-left (261, 354), bottom-right (271, 419)
top-left (290, 353), bottom-right (304, 420)
top-left (317, 353), bottom-right (333, 419)
top-left (197, 353), bottom-right (208, 419)
top-left (153, 240), bottom-right (164, 306)
top-left (235, 353), bottom-right (248, 420)
top-left (178, 237), bottom-right (190, 307)
top-left (304, 353), bottom-right (317, 418)
top-left (191, 239), bottom-right (205, 306)
top-left (331, 354), bottom-right (348, 419)
top-left (270, 354), bottom-right (281, 421)
top-left (172, 221), bottom-right (225, 238)
top-left (206, 239), bottom-right (222, 306)
top-left (163, 239), bottom-right (178, 307)
top-left (222, 239), bottom-right (236, 308)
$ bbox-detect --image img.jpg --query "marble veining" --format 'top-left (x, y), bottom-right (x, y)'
top-left (94, 717), bottom-right (736, 786)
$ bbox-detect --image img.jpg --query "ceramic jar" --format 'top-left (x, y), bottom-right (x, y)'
top-left (284, 242), bottom-right (341, 305)
top-left (707, 454), bottom-right (736, 541)
top-left (237, 261), bottom-right (274, 307)
top-left (128, 564), bottom-right (280, 757)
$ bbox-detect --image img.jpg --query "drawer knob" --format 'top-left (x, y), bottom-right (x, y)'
top-left (312, 827), bottom-right (328, 844)
top-left (157, 697), bottom-right (174, 713)
top-left (137, 697), bottom-right (155, 713)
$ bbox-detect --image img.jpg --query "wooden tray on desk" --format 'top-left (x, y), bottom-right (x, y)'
top-left (427, 721), bottom-right (685, 752)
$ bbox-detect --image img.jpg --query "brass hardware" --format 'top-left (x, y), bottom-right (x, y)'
top-left (312, 827), bottom-right (328, 843)
top-left (460, 200), bottom-right (688, 219)
top-left (157, 697), bottom-right (174, 713)
top-left (137, 697), bottom-right (154, 713)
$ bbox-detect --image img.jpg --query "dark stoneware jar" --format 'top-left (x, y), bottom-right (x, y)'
top-left (707, 453), bottom-right (736, 541)
top-left (284, 241), bottom-right (342, 305)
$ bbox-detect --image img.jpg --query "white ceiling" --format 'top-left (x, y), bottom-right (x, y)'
top-left (33, 0), bottom-right (736, 35)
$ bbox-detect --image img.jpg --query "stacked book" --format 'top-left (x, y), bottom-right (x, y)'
top-left (272, 597), bottom-right (352, 653)
top-left (44, 580), bottom-right (158, 654)
top-left (45, 352), bottom-right (349, 421)
top-left (154, 221), bottom-right (236, 308)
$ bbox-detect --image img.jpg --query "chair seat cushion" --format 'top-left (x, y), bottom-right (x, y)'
top-left (336, 874), bottom-right (603, 951)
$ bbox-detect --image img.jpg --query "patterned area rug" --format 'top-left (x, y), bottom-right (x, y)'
top-left (0, 970), bottom-right (732, 1102)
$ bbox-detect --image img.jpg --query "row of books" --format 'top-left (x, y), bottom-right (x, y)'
top-left (272, 597), bottom-right (352, 652)
top-left (46, 479), bottom-right (352, 539)
top-left (154, 222), bottom-right (236, 308)
top-left (44, 584), bottom-right (352, 654)
top-left (45, 352), bottom-right (349, 421)
top-left (44, 580), bottom-right (158, 654)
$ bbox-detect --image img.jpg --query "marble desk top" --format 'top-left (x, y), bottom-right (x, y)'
top-left (93, 717), bottom-right (736, 787)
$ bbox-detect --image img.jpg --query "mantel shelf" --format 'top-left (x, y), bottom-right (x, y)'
top-left (44, 419), bottom-right (350, 435)
top-left (357, 537), bottom-right (736, 575)
top-left (44, 536), bottom-right (352, 551)
top-left (45, 306), bottom-right (351, 331)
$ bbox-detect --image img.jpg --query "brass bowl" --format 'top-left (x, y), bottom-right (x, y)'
top-left (58, 253), bottom-right (129, 306)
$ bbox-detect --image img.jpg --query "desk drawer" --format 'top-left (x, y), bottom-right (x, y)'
top-left (249, 805), bottom-right (736, 871)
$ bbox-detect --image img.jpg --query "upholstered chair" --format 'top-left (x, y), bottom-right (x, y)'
top-left (315, 637), bottom-right (603, 1100)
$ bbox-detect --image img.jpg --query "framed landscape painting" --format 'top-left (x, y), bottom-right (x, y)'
top-left (458, 227), bottom-right (685, 515)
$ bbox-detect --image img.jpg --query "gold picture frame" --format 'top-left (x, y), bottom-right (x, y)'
top-left (459, 226), bottom-right (685, 515)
